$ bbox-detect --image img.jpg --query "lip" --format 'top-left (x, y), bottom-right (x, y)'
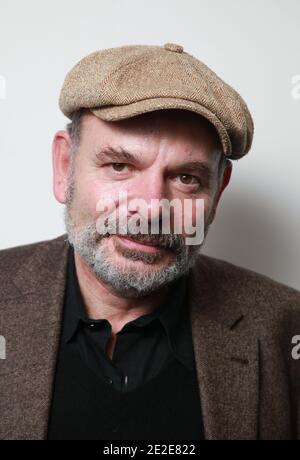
top-left (115, 235), bottom-right (163, 253)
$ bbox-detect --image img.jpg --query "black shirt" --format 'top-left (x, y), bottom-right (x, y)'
top-left (62, 245), bottom-right (194, 391)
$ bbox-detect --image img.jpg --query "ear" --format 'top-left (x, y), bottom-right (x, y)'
top-left (52, 130), bottom-right (72, 204)
top-left (209, 159), bottom-right (232, 224)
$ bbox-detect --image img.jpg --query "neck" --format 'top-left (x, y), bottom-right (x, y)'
top-left (74, 251), bottom-right (169, 335)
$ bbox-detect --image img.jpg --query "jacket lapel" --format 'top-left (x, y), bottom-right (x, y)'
top-left (0, 235), bottom-right (69, 440)
top-left (188, 260), bottom-right (259, 440)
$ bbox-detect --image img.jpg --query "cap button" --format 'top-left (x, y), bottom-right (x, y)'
top-left (163, 43), bottom-right (184, 53)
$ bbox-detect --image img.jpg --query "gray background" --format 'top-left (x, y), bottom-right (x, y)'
top-left (0, 0), bottom-right (299, 289)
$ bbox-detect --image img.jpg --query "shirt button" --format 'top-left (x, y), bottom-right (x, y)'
top-left (104, 376), bottom-right (113, 385)
top-left (89, 323), bottom-right (95, 328)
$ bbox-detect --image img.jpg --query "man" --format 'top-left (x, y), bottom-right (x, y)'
top-left (0, 42), bottom-right (300, 440)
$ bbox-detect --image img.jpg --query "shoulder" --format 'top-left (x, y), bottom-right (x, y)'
top-left (190, 253), bottom-right (300, 326)
top-left (0, 233), bottom-right (68, 266)
top-left (198, 253), bottom-right (299, 300)
top-left (0, 234), bottom-right (69, 297)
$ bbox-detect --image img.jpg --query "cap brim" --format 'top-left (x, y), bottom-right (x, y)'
top-left (90, 97), bottom-right (231, 157)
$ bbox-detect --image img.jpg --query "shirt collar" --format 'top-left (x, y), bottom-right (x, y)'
top-left (63, 244), bottom-right (194, 371)
top-left (63, 244), bottom-right (86, 343)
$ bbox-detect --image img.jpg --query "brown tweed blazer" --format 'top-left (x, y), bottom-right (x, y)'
top-left (0, 233), bottom-right (300, 440)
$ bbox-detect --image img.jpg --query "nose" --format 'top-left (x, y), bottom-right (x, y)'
top-left (128, 171), bottom-right (168, 224)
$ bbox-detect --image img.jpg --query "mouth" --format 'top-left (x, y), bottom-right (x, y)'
top-left (115, 235), bottom-right (165, 253)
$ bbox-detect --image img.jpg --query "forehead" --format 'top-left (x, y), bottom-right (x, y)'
top-left (79, 109), bottom-right (222, 164)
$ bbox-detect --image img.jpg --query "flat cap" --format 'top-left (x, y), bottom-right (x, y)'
top-left (59, 43), bottom-right (254, 159)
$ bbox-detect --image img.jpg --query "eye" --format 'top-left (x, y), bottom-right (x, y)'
top-left (178, 174), bottom-right (200, 185)
top-left (112, 163), bottom-right (127, 171)
top-left (109, 163), bottom-right (129, 172)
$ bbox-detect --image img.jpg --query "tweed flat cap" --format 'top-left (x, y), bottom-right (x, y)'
top-left (59, 43), bottom-right (254, 159)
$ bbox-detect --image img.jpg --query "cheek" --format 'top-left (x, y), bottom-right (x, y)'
top-left (79, 178), bottom-right (130, 219)
top-left (177, 196), bottom-right (212, 238)
top-left (71, 177), bottom-right (102, 221)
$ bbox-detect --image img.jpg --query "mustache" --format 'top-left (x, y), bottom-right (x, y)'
top-left (96, 217), bottom-right (185, 250)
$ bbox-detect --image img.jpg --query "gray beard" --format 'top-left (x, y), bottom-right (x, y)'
top-left (64, 204), bottom-right (210, 298)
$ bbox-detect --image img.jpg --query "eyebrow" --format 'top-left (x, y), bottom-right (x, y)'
top-left (94, 146), bottom-right (214, 184)
top-left (94, 146), bottom-right (140, 164)
top-left (170, 161), bottom-right (213, 179)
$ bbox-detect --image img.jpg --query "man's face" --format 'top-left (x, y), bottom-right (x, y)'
top-left (59, 109), bottom-right (226, 297)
